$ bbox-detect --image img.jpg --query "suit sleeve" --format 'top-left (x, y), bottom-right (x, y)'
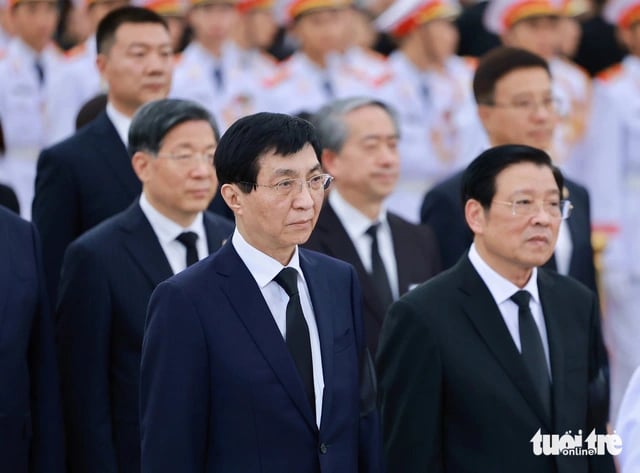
top-left (28, 224), bottom-right (66, 473)
top-left (140, 281), bottom-right (210, 473)
top-left (33, 147), bottom-right (81, 305)
top-left (420, 186), bottom-right (469, 270)
top-left (56, 241), bottom-right (118, 473)
top-left (376, 298), bottom-right (443, 473)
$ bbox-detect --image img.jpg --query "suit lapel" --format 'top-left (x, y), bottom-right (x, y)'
top-left (299, 250), bottom-right (335, 432)
top-left (216, 244), bottom-right (317, 432)
top-left (91, 112), bottom-right (140, 196)
top-left (120, 202), bottom-right (174, 286)
top-left (458, 258), bottom-right (552, 429)
top-left (537, 271), bottom-right (566, 431)
top-left (388, 214), bottom-right (412, 296)
top-left (315, 204), bottom-right (385, 325)
top-left (203, 213), bottom-right (231, 254)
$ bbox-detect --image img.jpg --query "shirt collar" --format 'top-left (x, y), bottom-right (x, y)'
top-left (328, 189), bottom-right (387, 240)
top-left (468, 243), bottom-right (540, 305)
top-left (139, 193), bottom-right (206, 247)
top-left (231, 228), bottom-right (302, 289)
top-left (106, 101), bottom-right (132, 147)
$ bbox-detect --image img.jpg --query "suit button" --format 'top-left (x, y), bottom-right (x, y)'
top-left (319, 443), bottom-right (328, 454)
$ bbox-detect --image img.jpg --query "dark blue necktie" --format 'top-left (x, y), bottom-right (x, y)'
top-left (34, 60), bottom-right (45, 87)
top-left (213, 65), bottom-right (224, 92)
top-left (366, 223), bottom-right (394, 310)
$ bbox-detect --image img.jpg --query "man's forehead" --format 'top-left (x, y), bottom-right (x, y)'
top-left (258, 149), bottom-right (320, 175)
top-left (496, 163), bottom-right (557, 188)
top-left (114, 22), bottom-right (170, 42)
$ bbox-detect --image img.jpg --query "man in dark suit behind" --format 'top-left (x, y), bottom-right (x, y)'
top-left (305, 97), bottom-right (441, 355)
top-left (56, 99), bottom-right (233, 473)
top-left (140, 112), bottom-right (381, 473)
top-left (0, 206), bottom-right (65, 473)
top-left (32, 6), bottom-right (174, 303)
top-left (378, 145), bottom-right (613, 473)
top-left (421, 47), bottom-right (598, 295)
top-left (0, 181), bottom-right (20, 213)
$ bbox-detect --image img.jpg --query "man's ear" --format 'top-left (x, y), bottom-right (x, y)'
top-left (131, 151), bottom-right (152, 183)
top-left (221, 183), bottom-right (243, 215)
top-left (465, 198), bottom-right (486, 235)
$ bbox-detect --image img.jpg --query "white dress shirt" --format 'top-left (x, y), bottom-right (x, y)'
top-left (139, 193), bottom-right (208, 274)
top-left (468, 243), bottom-right (551, 377)
top-left (329, 190), bottom-right (399, 300)
top-left (105, 102), bottom-right (132, 147)
top-left (231, 229), bottom-right (325, 427)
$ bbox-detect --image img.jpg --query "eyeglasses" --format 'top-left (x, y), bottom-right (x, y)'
top-left (156, 151), bottom-right (215, 167)
top-left (492, 199), bottom-right (573, 220)
top-left (240, 174), bottom-right (333, 197)
top-left (483, 96), bottom-right (560, 114)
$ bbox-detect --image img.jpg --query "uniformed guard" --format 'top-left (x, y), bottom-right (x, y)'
top-left (259, 0), bottom-right (368, 116)
top-left (134, 0), bottom-right (188, 52)
top-left (581, 0), bottom-right (640, 424)
top-left (0, 0), bottom-right (63, 218)
top-left (170, 0), bottom-right (273, 130)
top-left (483, 0), bottom-right (593, 182)
top-left (372, 0), bottom-right (486, 222)
top-left (232, 0), bottom-right (279, 76)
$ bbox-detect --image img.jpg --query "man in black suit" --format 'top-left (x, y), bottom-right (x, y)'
top-left (32, 6), bottom-right (174, 303)
top-left (421, 46), bottom-right (598, 295)
top-left (0, 206), bottom-right (65, 473)
top-left (378, 145), bottom-right (613, 473)
top-left (305, 97), bottom-right (441, 354)
top-left (56, 99), bottom-right (233, 473)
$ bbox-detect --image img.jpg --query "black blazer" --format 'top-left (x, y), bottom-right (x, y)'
top-left (304, 202), bottom-right (441, 354)
top-left (0, 207), bottom-right (65, 473)
top-left (56, 202), bottom-right (233, 473)
top-left (420, 170), bottom-right (598, 294)
top-left (376, 257), bottom-right (613, 473)
top-left (0, 182), bottom-right (19, 214)
top-left (33, 111), bottom-right (139, 304)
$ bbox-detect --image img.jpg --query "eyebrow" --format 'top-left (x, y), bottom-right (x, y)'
top-left (272, 163), bottom-right (322, 178)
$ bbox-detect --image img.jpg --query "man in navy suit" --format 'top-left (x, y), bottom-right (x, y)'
top-left (140, 112), bottom-right (381, 473)
top-left (305, 97), bottom-right (441, 355)
top-left (56, 99), bottom-right (233, 473)
top-left (32, 6), bottom-right (174, 303)
top-left (0, 206), bottom-right (65, 473)
top-left (421, 47), bottom-right (598, 295)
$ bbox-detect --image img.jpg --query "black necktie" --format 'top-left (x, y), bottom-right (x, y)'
top-left (274, 267), bottom-right (315, 413)
top-left (366, 223), bottom-right (394, 310)
top-left (322, 77), bottom-right (334, 99)
top-left (176, 231), bottom-right (199, 267)
top-left (511, 290), bottom-right (552, 418)
top-left (34, 60), bottom-right (45, 87)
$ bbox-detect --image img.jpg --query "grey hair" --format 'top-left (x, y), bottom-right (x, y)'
top-left (128, 98), bottom-right (220, 157)
top-left (311, 96), bottom-right (399, 153)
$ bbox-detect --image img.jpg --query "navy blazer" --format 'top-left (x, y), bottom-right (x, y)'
top-left (377, 257), bottom-right (613, 473)
top-left (0, 182), bottom-right (19, 214)
top-left (304, 202), bottom-right (442, 355)
top-left (33, 111), bottom-right (139, 304)
top-left (56, 202), bottom-right (233, 473)
top-left (140, 242), bottom-right (382, 473)
top-left (0, 207), bottom-right (65, 473)
top-left (420, 170), bottom-right (598, 294)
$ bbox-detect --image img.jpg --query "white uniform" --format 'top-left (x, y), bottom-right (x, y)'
top-left (0, 38), bottom-right (65, 218)
top-left (616, 366), bottom-right (640, 473)
top-left (260, 51), bottom-right (370, 117)
top-left (47, 35), bottom-right (103, 138)
top-left (170, 41), bottom-right (274, 132)
top-left (549, 56), bottom-right (593, 182)
top-left (373, 51), bottom-right (487, 222)
top-left (581, 55), bottom-right (640, 423)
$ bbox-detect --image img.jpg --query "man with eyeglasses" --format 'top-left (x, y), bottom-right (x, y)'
top-left (305, 97), bottom-right (441, 356)
top-left (377, 144), bottom-right (613, 473)
top-left (56, 98), bottom-right (233, 473)
top-left (140, 111), bottom-right (382, 473)
top-left (421, 46), bottom-right (598, 300)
